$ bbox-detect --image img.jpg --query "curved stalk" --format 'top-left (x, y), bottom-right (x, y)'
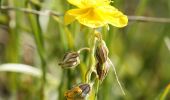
top-left (77, 47), bottom-right (90, 54)
top-left (85, 29), bottom-right (96, 83)
top-left (108, 58), bottom-right (126, 95)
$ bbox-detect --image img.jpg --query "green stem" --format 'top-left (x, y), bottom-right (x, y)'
top-left (5, 1), bottom-right (21, 99)
top-left (85, 29), bottom-right (96, 83)
top-left (27, 4), bottom-right (46, 100)
top-left (0, 0), bottom-right (1, 7)
top-left (160, 84), bottom-right (170, 100)
top-left (95, 80), bottom-right (100, 100)
top-left (77, 47), bottom-right (90, 54)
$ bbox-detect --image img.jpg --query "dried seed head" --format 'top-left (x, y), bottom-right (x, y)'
top-left (58, 51), bottom-right (80, 69)
top-left (95, 40), bottom-right (109, 64)
top-left (79, 84), bottom-right (91, 97)
top-left (65, 83), bottom-right (91, 100)
top-left (96, 60), bottom-right (110, 81)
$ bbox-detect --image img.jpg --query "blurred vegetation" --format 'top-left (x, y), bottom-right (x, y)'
top-left (0, 0), bottom-right (170, 100)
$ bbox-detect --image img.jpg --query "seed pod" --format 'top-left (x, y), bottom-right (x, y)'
top-left (95, 40), bottom-right (109, 64)
top-left (65, 83), bottom-right (91, 100)
top-left (79, 84), bottom-right (91, 98)
top-left (58, 51), bottom-right (80, 69)
top-left (96, 60), bottom-right (110, 81)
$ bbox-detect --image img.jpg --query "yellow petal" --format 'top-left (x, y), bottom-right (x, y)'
top-left (64, 12), bottom-right (76, 25)
top-left (67, 0), bottom-right (85, 8)
top-left (65, 8), bottom-right (91, 17)
top-left (94, 0), bottom-right (111, 6)
top-left (76, 8), bottom-right (107, 28)
top-left (67, 0), bottom-right (111, 8)
top-left (97, 6), bottom-right (128, 27)
top-left (64, 8), bottom-right (91, 25)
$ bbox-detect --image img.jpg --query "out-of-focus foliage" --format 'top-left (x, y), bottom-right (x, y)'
top-left (0, 0), bottom-right (170, 100)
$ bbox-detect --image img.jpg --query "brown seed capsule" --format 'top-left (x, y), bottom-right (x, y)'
top-left (65, 83), bottom-right (91, 100)
top-left (58, 51), bottom-right (80, 69)
top-left (95, 40), bottom-right (109, 64)
top-left (96, 60), bottom-right (110, 81)
top-left (79, 84), bottom-right (91, 98)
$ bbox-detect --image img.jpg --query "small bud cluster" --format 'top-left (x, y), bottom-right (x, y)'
top-left (95, 40), bottom-right (110, 81)
top-left (58, 31), bottom-right (124, 99)
top-left (95, 40), bottom-right (108, 64)
top-left (58, 52), bottom-right (80, 69)
top-left (58, 49), bottom-right (91, 100)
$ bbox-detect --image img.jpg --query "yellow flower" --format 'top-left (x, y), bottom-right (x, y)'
top-left (64, 0), bottom-right (128, 28)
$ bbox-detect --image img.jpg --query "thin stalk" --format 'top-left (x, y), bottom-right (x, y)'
top-left (160, 84), bottom-right (170, 100)
top-left (84, 29), bottom-right (97, 100)
top-left (85, 29), bottom-right (96, 83)
top-left (95, 79), bottom-right (100, 100)
top-left (77, 47), bottom-right (90, 54)
top-left (5, 0), bottom-right (22, 99)
top-left (108, 58), bottom-right (125, 95)
top-left (0, 0), bottom-right (1, 7)
top-left (27, 4), bottom-right (46, 100)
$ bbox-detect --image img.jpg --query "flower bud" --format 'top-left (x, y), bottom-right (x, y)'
top-left (96, 60), bottom-right (110, 81)
top-left (95, 40), bottom-right (109, 64)
top-left (58, 52), bottom-right (80, 69)
top-left (65, 83), bottom-right (91, 100)
top-left (79, 84), bottom-right (91, 97)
